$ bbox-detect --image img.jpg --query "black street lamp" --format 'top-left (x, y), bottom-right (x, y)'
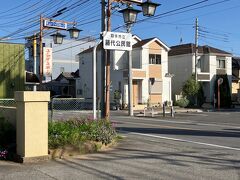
top-left (141, 0), bottom-right (160, 17)
top-left (50, 32), bottom-right (66, 44)
top-left (119, 6), bottom-right (141, 24)
top-left (67, 26), bottom-right (82, 39)
top-left (119, 0), bottom-right (160, 23)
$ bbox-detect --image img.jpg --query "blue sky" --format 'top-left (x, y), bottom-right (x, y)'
top-left (0, 0), bottom-right (240, 56)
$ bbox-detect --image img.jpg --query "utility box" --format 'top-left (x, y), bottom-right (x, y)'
top-left (0, 42), bottom-right (25, 98)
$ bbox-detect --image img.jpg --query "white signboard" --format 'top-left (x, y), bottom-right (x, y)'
top-left (44, 20), bottom-right (67, 30)
top-left (103, 32), bottom-right (132, 51)
top-left (43, 47), bottom-right (53, 77)
top-left (127, 0), bottom-right (142, 3)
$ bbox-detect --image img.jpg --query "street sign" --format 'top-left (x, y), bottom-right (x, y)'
top-left (103, 31), bottom-right (132, 51)
top-left (125, 0), bottom-right (142, 3)
top-left (43, 20), bottom-right (67, 30)
top-left (43, 47), bottom-right (53, 77)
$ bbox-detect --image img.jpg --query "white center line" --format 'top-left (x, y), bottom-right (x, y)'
top-left (120, 130), bottom-right (240, 151)
top-left (116, 116), bottom-right (240, 129)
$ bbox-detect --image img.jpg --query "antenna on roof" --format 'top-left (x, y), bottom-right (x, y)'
top-left (180, 37), bottom-right (183, 44)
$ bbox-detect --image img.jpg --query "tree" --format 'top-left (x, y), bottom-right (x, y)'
top-left (182, 75), bottom-right (200, 97)
top-left (182, 75), bottom-right (204, 107)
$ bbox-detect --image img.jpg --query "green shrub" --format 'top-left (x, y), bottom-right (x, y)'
top-left (175, 98), bottom-right (190, 108)
top-left (48, 119), bottom-right (116, 149)
top-left (182, 75), bottom-right (205, 107)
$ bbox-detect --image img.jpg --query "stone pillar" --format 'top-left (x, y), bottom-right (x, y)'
top-left (15, 91), bottom-right (50, 163)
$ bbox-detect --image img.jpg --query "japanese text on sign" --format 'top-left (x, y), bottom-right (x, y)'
top-left (103, 32), bottom-right (132, 51)
top-left (43, 47), bottom-right (52, 77)
top-left (44, 20), bottom-right (68, 30)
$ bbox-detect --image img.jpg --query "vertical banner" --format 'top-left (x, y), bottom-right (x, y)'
top-left (43, 47), bottom-right (52, 77)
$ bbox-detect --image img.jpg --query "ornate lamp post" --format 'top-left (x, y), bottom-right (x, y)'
top-left (50, 32), bottom-right (66, 44)
top-left (141, 0), bottom-right (160, 17)
top-left (119, 6), bottom-right (141, 24)
top-left (68, 26), bottom-right (82, 39)
top-left (118, 0), bottom-right (159, 116)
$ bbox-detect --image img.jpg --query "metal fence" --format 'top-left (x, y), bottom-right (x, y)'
top-left (49, 98), bottom-right (100, 121)
top-left (0, 98), bottom-right (99, 121)
top-left (0, 99), bottom-right (16, 116)
top-left (0, 99), bottom-right (16, 107)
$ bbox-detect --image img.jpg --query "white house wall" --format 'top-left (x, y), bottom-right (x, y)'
top-left (132, 49), bottom-right (142, 69)
top-left (78, 52), bottom-right (94, 99)
top-left (142, 48), bottom-right (150, 103)
top-left (169, 54), bottom-right (193, 100)
top-left (226, 56), bottom-right (232, 93)
top-left (161, 49), bottom-right (170, 103)
top-left (113, 50), bottom-right (128, 70)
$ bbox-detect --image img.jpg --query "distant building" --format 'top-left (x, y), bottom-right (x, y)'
top-left (41, 70), bottom-right (80, 97)
top-left (26, 36), bottom-right (96, 82)
top-left (0, 42), bottom-right (25, 98)
top-left (168, 43), bottom-right (232, 103)
top-left (77, 36), bottom-right (171, 109)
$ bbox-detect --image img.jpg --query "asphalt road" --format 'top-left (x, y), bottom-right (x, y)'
top-left (0, 111), bottom-right (240, 179)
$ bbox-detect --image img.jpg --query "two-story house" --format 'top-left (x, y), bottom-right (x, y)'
top-left (77, 36), bottom-right (171, 109)
top-left (169, 43), bottom-right (232, 104)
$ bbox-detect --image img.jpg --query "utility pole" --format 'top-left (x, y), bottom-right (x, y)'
top-left (101, 0), bottom-right (106, 118)
top-left (195, 17), bottom-right (198, 81)
top-left (39, 15), bottom-right (43, 85)
top-left (126, 14), bottom-right (133, 116)
top-left (194, 17), bottom-right (199, 106)
top-left (105, 0), bottom-right (112, 120)
top-left (127, 26), bottom-right (133, 116)
top-left (33, 34), bottom-right (37, 91)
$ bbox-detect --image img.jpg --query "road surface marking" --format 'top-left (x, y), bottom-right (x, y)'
top-left (120, 131), bottom-right (240, 151)
top-left (176, 113), bottom-right (208, 117)
top-left (119, 121), bottom-right (190, 130)
top-left (117, 116), bottom-right (240, 129)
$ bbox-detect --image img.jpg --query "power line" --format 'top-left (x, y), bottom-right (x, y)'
top-left (50, 0), bottom-right (233, 53)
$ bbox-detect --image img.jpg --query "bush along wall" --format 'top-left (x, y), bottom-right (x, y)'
top-left (0, 117), bottom-right (16, 160)
top-left (48, 118), bottom-right (116, 150)
top-left (214, 74), bottom-right (232, 108)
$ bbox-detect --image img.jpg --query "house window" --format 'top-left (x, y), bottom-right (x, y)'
top-left (216, 57), bottom-right (225, 69)
top-left (149, 54), bottom-right (161, 64)
top-left (149, 79), bottom-right (162, 94)
top-left (60, 67), bottom-right (65, 73)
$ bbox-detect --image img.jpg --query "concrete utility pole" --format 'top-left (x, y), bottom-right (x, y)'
top-left (101, 0), bottom-right (106, 118)
top-left (93, 44), bottom-right (98, 119)
top-left (195, 17), bottom-right (198, 81)
top-left (126, 17), bottom-right (133, 116)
